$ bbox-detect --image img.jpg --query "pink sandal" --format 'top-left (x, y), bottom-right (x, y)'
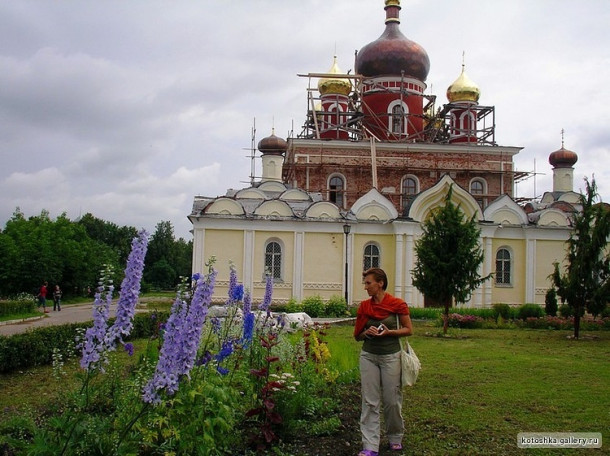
top-left (358, 451), bottom-right (378, 456)
top-left (390, 442), bottom-right (403, 451)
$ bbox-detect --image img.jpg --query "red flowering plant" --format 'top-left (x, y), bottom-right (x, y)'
top-left (245, 332), bottom-right (286, 450)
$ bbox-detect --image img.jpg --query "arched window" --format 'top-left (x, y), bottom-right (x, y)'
top-left (401, 176), bottom-right (418, 215)
top-left (470, 180), bottom-right (484, 195)
top-left (459, 111), bottom-right (477, 137)
top-left (388, 100), bottom-right (408, 135)
top-left (495, 248), bottom-right (511, 285)
top-left (329, 175), bottom-right (345, 208)
top-left (363, 243), bottom-right (380, 271)
top-left (470, 178), bottom-right (487, 210)
top-left (265, 241), bottom-right (282, 279)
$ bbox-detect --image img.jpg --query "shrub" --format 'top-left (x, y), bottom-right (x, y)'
top-left (409, 308), bottom-right (441, 320)
top-left (324, 295), bottom-right (348, 317)
top-left (446, 313), bottom-right (484, 329)
top-left (492, 303), bottom-right (512, 322)
top-left (0, 300), bottom-right (36, 317)
top-left (285, 297), bottom-right (303, 313)
top-left (559, 304), bottom-right (573, 318)
top-left (0, 311), bottom-right (170, 374)
top-left (451, 307), bottom-right (496, 319)
top-left (545, 288), bottom-right (558, 316)
top-left (302, 295), bottom-right (325, 318)
top-left (517, 303), bottom-right (544, 320)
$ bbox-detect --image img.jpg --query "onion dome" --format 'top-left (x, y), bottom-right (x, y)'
top-left (355, 0), bottom-right (430, 81)
top-left (549, 145), bottom-right (578, 168)
top-left (258, 129), bottom-right (288, 156)
top-left (318, 56), bottom-right (351, 96)
top-left (447, 65), bottom-right (480, 103)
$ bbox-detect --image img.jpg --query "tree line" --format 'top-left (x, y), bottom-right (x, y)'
top-left (0, 209), bottom-right (192, 298)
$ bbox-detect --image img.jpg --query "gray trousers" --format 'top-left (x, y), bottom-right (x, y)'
top-left (359, 350), bottom-right (404, 451)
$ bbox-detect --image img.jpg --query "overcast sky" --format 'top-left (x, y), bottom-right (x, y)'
top-left (1, 0), bottom-right (608, 239)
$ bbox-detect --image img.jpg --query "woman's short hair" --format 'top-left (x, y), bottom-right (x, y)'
top-left (363, 267), bottom-right (388, 291)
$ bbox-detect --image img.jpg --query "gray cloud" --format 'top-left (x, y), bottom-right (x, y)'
top-left (0, 0), bottom-right (608, 238)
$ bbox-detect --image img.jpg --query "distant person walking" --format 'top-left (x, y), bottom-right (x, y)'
top-left (53, 285), bottom-right (62, 311)
top-left (38, 281), bottom-right (49, 313)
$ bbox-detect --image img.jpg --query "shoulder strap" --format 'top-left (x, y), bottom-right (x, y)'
top-left (396, 313), bottom-right (405, 351)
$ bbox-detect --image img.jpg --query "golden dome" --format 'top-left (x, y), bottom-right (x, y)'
top-left (318, 56), bottom-right (351, 96)
top-left (447, 66), bottom-right (480, 103)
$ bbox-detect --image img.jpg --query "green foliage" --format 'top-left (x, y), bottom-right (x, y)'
top-left (408, 308), bottom-right (441, 319)
top-left (516, 303), bottom-right (545, 320)
top-left (301, 295), bottom-right (325, 318)
top-left (492, 303), bottom-right (512, 321)
top-left (284, 297), bottom-right (303, 313)
top-left (139, 373), bottom-right (242, 455)
top-left (78, 213), bottom-right (138, 267)
top-left (411, 185), bottom-right (491, 333)
top-left (146, 259), bottom-right (177, 290)
top-left (0, 415), bottom-right (36, 454)
top-left (544, 288), bottom-right (558, 316)
top-left (0, 311), bottom-right (169, 374)
top-left (0, 211), bottom-right (193, 299)
top-left (559, 303), bottom-right (574, 318)
top-left (552, 178), bottom-right (610, 338)
top-left (0, 209), bottom-right (120, 297)
top-left (0, 299), bottom-right (36, 317)
top-left (324, 295), bottom-right (348, 317)
top-left (144, 221), bottom-right (193, 290)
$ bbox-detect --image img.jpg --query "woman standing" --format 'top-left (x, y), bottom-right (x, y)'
top-left (354, 268), bottom-right (413, 456)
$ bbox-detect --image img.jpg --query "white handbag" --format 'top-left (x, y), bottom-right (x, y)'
top-left (397, 314), bottom-right (420, 387)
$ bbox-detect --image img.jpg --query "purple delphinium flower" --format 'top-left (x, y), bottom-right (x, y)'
top-left (211, 317), bottom-right (221, 335)
top-left (242, 291), bottom-right (254, 347)
top-left (214, 339), bottom-right (235, 364)
top-left (106, 230), bottom-right (148, 347)
top-left (142, 269), bottom-right (217, 405)
top-left (196, 350), bottom-right (213, 366)
top-left (217, 366), bottom-right (229, 376)
top-left (142, 295), bottom-right (188, 403)
top-left (80, 280), bottom-right (113, 371)
top-left (231, 284), bottom-right (244, 303)
top-left (258, 275), bottom-right (273, 314)
top-left (123, 343), bottom-right (134, 357)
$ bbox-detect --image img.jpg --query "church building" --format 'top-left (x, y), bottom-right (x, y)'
top-left (189, 0), bottom-right (580, 308)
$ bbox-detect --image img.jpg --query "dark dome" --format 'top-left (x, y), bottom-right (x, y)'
top-left (356, 24), bottom-right (430, 81)
top-left (258, 132), bottom-right (288, 155)
top-left (549, 146), bottom-right (578, 168)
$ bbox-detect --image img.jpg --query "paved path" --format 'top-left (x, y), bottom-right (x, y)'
top-left (0, 303), bottom-right (112, 337)
top-left (0, 304), bottom-right (355, 337)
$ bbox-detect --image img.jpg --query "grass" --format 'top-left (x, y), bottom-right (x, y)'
top-left (0, 322), bottom-right (608, 455)
top-left (0, 312), bottom-right (41, 323)
top-left (326, 322), bottom-right (609, 455)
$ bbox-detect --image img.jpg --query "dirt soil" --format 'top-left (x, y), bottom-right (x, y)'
top-left (278, 383), bottom-right (405, 456)
top-left (280, 383), bottom-right (362, 456)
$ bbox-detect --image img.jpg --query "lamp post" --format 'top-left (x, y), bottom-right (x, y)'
top-left (343, 223), bottom-right (351, 306)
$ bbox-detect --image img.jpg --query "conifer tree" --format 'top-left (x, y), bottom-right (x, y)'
top-left (412, 186), bottom-right (491, 334)
top-left (552, 178), bottom-right (610, 339)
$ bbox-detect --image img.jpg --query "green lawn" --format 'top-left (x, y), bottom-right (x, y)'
top-left (1, 321), bottom-right (608, 455)
top-left (326, 322), bottom-right (609, 455)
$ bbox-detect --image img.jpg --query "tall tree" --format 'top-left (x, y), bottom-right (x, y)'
top-left (0, 209), bottom-right (119, 297)
top-left (552, 178), bottom-right (610, 339)
top-left (412, 186), bottom-right (491, 334)
top-left (144, 221), bottom-right (192, 290)
top-left (78, 213), bottom-right (138, 266)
